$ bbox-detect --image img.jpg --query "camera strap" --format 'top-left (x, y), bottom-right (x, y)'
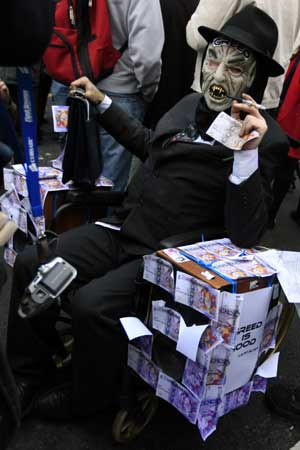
top-left (17, 67), bottom-right (44, 239)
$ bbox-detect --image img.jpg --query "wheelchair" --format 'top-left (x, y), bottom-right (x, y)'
top-left (38, 212), bottom-right (294, 444)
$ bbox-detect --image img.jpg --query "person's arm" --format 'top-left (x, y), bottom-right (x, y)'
top-left (0, 81), bottom-right (17, 123)
top-left (70, 77), bottom-right (153, 162)
top-left (186, 0), bottom-right (254, 52)
top-left (225, 94), bottom-right (269, 247)
top-left (127, 0), bottom-right (164, 102)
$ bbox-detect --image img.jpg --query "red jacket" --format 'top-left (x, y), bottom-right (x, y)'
top-left (277, 48), bottom-right (300, 158)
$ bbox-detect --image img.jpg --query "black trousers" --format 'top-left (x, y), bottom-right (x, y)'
top-left (7, 224), bottom-right (142, 415)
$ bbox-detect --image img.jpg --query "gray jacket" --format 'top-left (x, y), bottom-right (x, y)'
top-left (98, 0), bottom-right (164, 103)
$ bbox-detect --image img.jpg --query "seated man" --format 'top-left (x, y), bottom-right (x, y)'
top-left (7, 5), bottom-right (288, 420)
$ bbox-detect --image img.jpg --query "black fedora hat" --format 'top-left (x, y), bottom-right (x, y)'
top-left (198, 5), bottom-right (284, 77)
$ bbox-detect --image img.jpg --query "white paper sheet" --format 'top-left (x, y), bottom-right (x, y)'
top-left (176, 318), bottom-right (208, 361)
top-left (120, 317), bottom-right (152, 341)
top-left (224, 287), bottom-right (272, 394)
top-left (258, 250), bottom-right (300, 303)
top-left (255, 352), bottom-right (280, 378)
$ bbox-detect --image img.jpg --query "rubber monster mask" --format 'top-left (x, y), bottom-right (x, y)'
top-left (201, 38), bottom-right (257, 112)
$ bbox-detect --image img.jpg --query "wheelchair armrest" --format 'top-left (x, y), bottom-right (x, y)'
top-left (65, 189), bottom-right (125, 207)
top-left (159, 227), bottom-right (226, 249)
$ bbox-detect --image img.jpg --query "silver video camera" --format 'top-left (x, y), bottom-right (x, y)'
top-left (18, 257), bottom-right (77, 319)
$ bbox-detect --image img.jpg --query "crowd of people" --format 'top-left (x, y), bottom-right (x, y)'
top-left (0, 0), bottom-right (300, 447)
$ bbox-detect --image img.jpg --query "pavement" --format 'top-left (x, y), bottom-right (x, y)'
top-left (2, 107), bottom-right (300, 450)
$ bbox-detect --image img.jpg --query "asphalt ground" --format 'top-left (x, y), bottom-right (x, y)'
top-left (2, 105), bottom-right (300, 450)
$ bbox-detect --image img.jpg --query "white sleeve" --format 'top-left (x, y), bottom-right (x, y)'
top-left (127, 0), bottom-right (164, 102)
top-left (229, 148), bottom-right (259, 185)
top-left (186, 0), bottom-right (255, 51)
top-left (96, 95), bottom-right (112, 114)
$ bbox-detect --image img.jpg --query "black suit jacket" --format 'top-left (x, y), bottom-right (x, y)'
top-left (100, 93), bottom-right (289, 253)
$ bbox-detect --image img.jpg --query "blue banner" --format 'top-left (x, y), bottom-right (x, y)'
top-left (17, 67), bottom-right (43, 219)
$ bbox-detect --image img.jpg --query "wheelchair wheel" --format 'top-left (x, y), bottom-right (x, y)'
top-left (112, 390), bottom-right (159, 443)
top-left (261, 297), bottom-right (295, 364)
top-left (273, 300), bottom-right (295, 352)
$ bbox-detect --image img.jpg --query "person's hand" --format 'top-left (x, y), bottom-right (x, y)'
top-left (0, 80), bottom-right (11, 106)
top-left (0, 212), bottom-right (17, 246)
top-left (70, 77), bottom-right (105, 105)
top-left (231, 93), bottom-right (268, 150)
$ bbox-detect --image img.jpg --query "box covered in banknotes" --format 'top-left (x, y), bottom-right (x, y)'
top-left (121, 238), bottom-right (281, 441)
top-left (0, 164), bottom-right (114, 267)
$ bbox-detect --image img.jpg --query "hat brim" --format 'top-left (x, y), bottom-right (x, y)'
top-left (198, 25), bottom-right (284, 77)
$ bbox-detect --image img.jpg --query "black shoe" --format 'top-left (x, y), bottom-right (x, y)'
top-left (290, 211), bottom-right (300, 226)
top-left (36, 383), bottom-right (73, 420)
top-left (265, 383), bottom-right (300, 420)
top-left (16, 378), bottom-right (40, 418)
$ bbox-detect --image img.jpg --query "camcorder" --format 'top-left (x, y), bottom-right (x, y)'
top-left (18, 257), bottom-right (77, 319)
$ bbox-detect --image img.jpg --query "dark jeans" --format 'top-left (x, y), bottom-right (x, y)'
top-left (7, 224), bottom-right (142, 415)
top-left (0, 142), bottom-right (13, 168)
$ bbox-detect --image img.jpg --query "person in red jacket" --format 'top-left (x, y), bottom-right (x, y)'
top-left (268, 47), bottom-right (300, 227)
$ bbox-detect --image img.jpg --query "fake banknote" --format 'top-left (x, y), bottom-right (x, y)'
top-left (178, 243), bottom-right (219, 265)
top-left (210, 260), bottom-right (250, 280)
top-left (206, 111), bottom-right (259, 150)
top-left (143, 255), bottom-right (175, 294)
top-left (182, 357), bottom-right (209, 400)
top-left (218, 292), bottom-right (243, 328)
top-left (199, 326), bottom-right (223, 353)
top-left (200, 240), bottom-right (242, 258)
top-left (133, 335), bottom-right (153, 358)
top-left (211, 320), bottom-right (237, 348)
top-left (0, 188), bottom-right (28, 234)
top-left (197, 385), bottom-right (224, 441)
top-left (206, 345), bottom-right (232, 386)
top-left (156, 372), bottom-right (200, 424)
top-left (219, 381), bottom-right (252, 416)
top-left (162, 247), bottom-right (190, 263)
top-left (259, 303), bottom-right (282, 354)
top-left (127, 344), bottom-right (159, 390)
top-left (175, 271), bottom-right (220, 321)
top-left (152, 300), bottom-right (181, 342)
top-left (234, 258), bottom-right (276, 278)
top-left (252, 375), bottom-right (267, 394)
top-left (4, 247), bottom-right (17, 267)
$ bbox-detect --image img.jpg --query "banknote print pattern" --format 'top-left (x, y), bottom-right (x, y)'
top-left (143, 255), bottom-right (175, 294)
top-left (122, 240), bottom-right (277, 440)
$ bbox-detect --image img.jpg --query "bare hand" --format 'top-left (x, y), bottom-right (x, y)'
top-left (70, 77), bottom-right (105, 105)
top-left (231, 93), bottom-right (267, 150)
top-left (0, 81), bottom-right (11, 106)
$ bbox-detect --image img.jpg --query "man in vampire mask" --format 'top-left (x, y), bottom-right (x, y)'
top-left (7, 5), bottom-right (288, 419)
